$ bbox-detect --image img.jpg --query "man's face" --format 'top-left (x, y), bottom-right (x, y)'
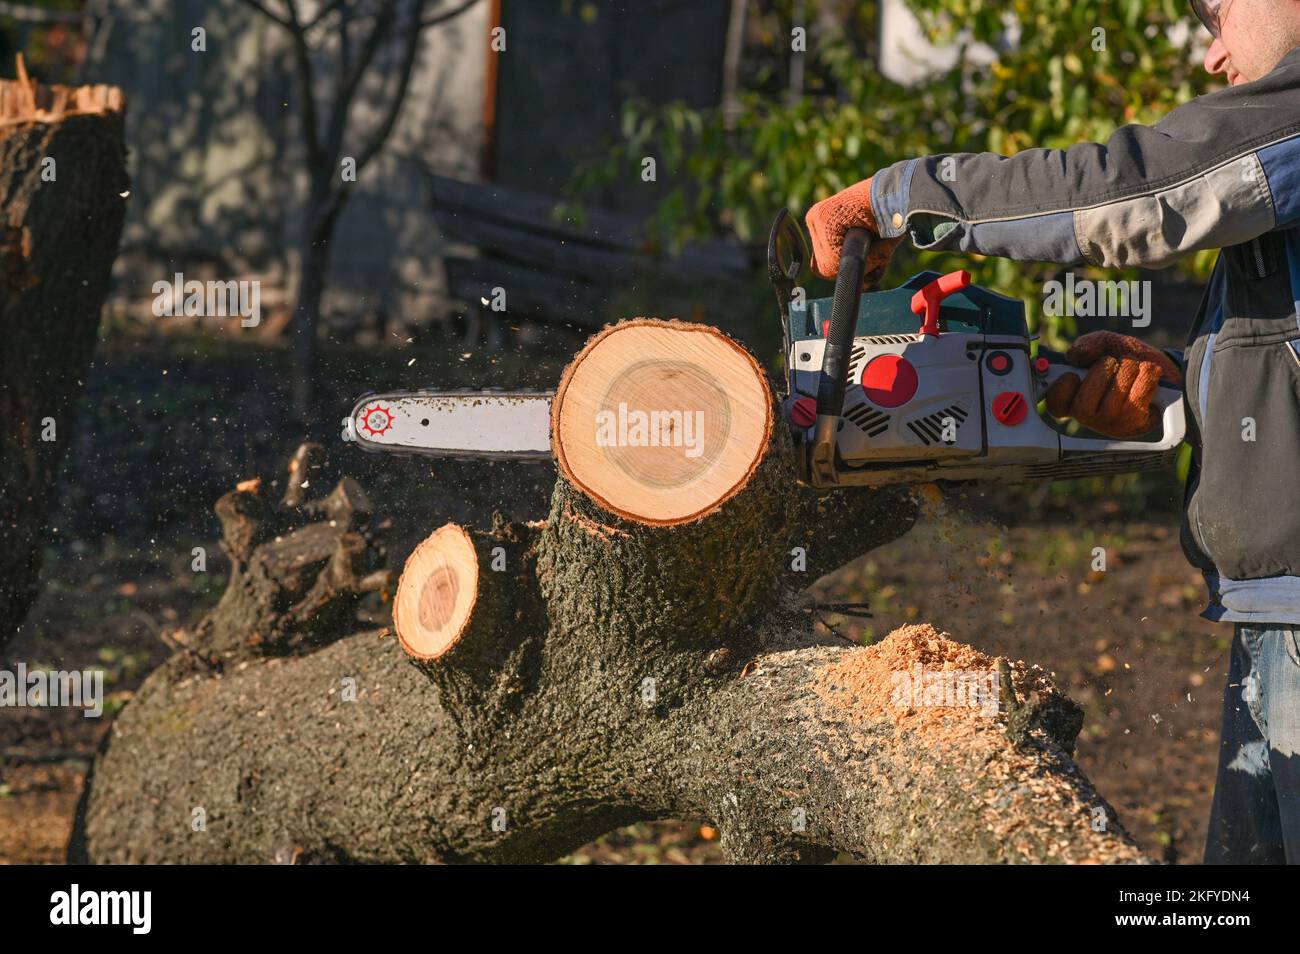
top-left (1199, 0), bottom-right (1300, 84)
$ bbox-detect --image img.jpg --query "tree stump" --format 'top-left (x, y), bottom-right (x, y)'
top-left (0, 62), bottom-right (127, 648)
top-left (79, 320), bottom-right (1149, 864)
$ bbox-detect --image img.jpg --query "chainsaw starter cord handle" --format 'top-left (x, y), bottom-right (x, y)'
top-left (911, 270), bottom-right (972, 337)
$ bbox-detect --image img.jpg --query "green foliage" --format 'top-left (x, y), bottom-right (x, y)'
top-left (568, 0), bottom-right (1219, 348)
top-left (0, 3), bottom-right (86, 85)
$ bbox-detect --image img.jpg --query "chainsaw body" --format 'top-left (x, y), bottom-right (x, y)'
top-left (767, 210), bottom-right (1186, 488)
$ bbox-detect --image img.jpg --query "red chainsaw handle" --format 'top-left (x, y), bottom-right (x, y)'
top-left (910, 270), bottom-right (972, 337)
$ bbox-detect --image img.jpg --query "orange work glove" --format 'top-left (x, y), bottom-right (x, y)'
top-left (805, 178), bottom-right (903, 286)
top-left (1044, 331), bottom-right (1182, 439)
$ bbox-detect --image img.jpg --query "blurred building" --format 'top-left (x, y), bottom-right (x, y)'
top-left (878, 0), bottom-right (1001, 85)
top-left (90, 0), bottom-right (730, 333)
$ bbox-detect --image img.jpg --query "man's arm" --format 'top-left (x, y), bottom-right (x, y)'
top-left (869, 53), bottom-right (1300, 269)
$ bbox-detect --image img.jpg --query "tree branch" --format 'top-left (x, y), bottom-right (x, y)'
top-left (236, 0), bottom-right (326, 173)
top-left (321, 0), bottom-right (397, 169)
top-left (281, 0), bottom-right (326, 173)
top-left (236, 0), bottom-right (294, 31)
top-left (420, 0), bottom-right (481, 28)
top-left (318, 0), bottom-right (431, 227)
top-left (303, 0), bottom-right (350, 32)
top-left (348, 0), bottom-right (429, 178)
top-left (335, 1), bottom-right (354, 88)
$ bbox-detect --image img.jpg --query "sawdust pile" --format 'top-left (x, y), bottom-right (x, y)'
top-left (807, 624), bottom-right (1146, 863)
top-left (812, 623), bottom-right (1053, 735)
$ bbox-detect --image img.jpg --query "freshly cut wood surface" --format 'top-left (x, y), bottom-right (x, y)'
top-left (394, 524), bottom-right (479, 659)
top-left (552, 319), bottom-right (773, 525)
top-left (0, 55), bottom-right (123, 126)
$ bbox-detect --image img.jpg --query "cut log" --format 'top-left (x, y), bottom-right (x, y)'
top-left (392, 518), bottom-right (547, 740)
top-left (78, 321), bottom-right (1150, 865)
top-left (395, 524), bottom-right (479, 661)
top-left (0, 62), bottom-right (127, 649)
top-left (552, 319), bottom-right (774, 526)
top-left (394, 520), bottom-right (542, 678)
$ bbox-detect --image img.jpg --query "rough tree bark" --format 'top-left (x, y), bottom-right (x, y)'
top-left (0, 64), bottom-right (127, 650)
top-left (78, 320), bottom-right (1149, 864)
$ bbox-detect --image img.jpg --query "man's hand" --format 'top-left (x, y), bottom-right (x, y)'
top-left (1044, 331), bottom-right (1182, 439)
top-left (805, 178), bottom-right (902, 285)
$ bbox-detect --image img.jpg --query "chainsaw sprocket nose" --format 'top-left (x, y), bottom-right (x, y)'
top-left (359, 403), bottom-right (395, 437)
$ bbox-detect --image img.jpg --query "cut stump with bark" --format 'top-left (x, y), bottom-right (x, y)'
top-left (79, 320), bottom-right (1150, 865)
top-left (175, 443), bottom-right (392, 665)
top-left (552, 319), bottom-right (774, 525)
top-left (395, 524), bottom-right (481, 661)
top-left (0, 62), bottom-right (127, 649)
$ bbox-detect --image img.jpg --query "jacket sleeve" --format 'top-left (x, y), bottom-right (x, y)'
top-left (869, 51), bottom-right (1300, 270)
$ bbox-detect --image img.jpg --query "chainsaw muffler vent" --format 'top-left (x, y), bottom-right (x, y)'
top-left (848, 345), bottom-right (867, 380)
top-left (844, 400), bottom-right (890, 438)
top-left (860, 334), bottom-right (918, 346)
top-left (906, 402), bottom-right (971, 446)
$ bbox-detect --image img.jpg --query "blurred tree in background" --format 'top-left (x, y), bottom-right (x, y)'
top-left (570, 0), bottom-right (1219, 349)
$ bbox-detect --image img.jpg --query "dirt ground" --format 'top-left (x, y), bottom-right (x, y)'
top-left (0, 332), bottom-right (1227, 864)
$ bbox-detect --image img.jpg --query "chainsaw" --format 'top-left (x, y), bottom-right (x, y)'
top-left (347, 211), bottom-right (1185, 488)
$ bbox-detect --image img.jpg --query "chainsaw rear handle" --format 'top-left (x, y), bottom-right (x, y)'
top-left (810, 227), bottom-right (871, 486)
top-left (1039, 358), bottom-right (1187, 453)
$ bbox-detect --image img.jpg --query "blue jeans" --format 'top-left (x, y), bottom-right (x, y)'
top-left (1205, 624), bottom-right (1300, 863)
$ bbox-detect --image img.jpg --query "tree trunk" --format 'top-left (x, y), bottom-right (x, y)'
top-left (291, 228), bottom-right (327, 423)
top-left (290, 186), bottom-right (349, 424)
top-left (0, 67), bottom-right (126, 650)
top-left (78, 320), bottom-right (1150, 864)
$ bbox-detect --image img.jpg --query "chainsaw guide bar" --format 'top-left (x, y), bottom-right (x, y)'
top-left (349, 390), bottom-right (553, 461)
